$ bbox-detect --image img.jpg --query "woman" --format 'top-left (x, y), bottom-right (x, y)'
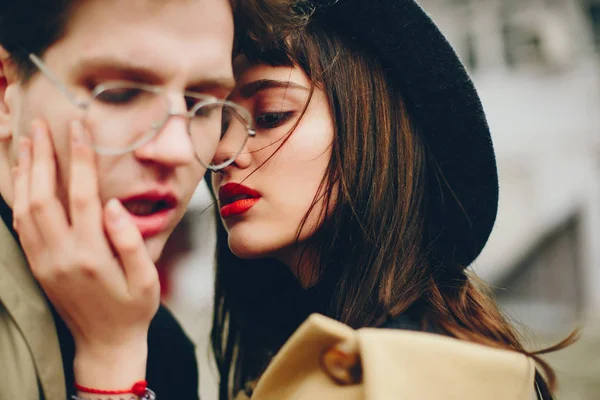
top-left (209, 0), bottom-right (573, 399)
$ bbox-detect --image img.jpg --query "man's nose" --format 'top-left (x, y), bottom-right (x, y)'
top-left (133, 98), bottom-right (196, 168)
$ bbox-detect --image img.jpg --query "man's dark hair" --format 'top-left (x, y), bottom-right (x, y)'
top-left (0, 0), bottom-right (74, 80)
top-left (0, 0), bottom-right (304, 82)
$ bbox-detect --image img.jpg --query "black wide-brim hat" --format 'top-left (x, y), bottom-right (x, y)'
top-left (312, 0), bottom-right (499, 267)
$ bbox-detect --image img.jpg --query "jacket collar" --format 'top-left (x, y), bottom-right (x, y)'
top-left (0, 195), bottom-right (66, 400)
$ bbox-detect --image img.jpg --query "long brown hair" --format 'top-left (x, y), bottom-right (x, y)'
top-left (211, 19), bottom-right (574, 400)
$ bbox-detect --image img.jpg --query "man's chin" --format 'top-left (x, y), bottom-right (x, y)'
top-left (143, 235), bottom-right (169, 264)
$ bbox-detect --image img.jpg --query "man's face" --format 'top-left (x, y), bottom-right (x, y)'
top-left (1, 0), bottom-right (235, 261)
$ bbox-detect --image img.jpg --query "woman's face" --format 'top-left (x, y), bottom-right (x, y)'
top-left (211, 58), bottom-right (334, 267)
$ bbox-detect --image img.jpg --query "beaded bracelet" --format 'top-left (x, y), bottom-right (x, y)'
top-left (72, 380), bottom-right (156, 400)
top-left (71, 388), bottom-right (155, 400)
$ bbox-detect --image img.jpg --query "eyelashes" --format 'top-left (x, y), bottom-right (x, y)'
top-left (254, 111), bottom-right (296, 129)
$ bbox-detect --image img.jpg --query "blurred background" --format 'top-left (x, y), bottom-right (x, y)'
top-left (158, 0), bottom-right (600, 398)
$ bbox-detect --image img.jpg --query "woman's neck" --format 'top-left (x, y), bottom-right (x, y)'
top-left (274, 245), bottom-right (320, 289)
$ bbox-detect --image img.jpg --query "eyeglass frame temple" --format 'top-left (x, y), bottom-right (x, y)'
top-left (28, 54), bottom-right (89, 109)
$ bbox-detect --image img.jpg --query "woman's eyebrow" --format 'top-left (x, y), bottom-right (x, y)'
top-left (239, 79), bottom-right (309, 98)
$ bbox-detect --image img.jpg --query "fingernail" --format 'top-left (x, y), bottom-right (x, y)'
top-left (71, 120), bottom-right (84, 144)
top-left (31, 120), bottom-right (44, 141)
top-left (18, 138), bottom-right (30, 161)
top-left (106, 198), bottom-right (125, 228)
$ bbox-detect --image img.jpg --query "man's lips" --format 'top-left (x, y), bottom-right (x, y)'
top-left (118, 191), bottom-right (179, 238)
top-left (218, 182), bottom-right (261, 218)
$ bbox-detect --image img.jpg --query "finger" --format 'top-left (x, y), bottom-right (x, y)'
top-left (69, 120), bottom-right (104, 241)
top-left (104, 199), bottom-right (159, 296)
top-left (28, 120), bottom-right (70, 248)
top-left (12, 138), bottom-right (44, 257)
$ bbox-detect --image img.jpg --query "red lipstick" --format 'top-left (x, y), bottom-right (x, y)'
top-left (119, 191), bottom-right (178, 238)
top-left (218, 183), bottom-right (261, 218)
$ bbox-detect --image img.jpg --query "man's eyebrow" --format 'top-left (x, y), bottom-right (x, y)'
top-left (239, 79), bottom-right (309, 98)
top-left (73, 56), bottom-right (170, 82)
top-left (72, 56), bottom-right (235, 92)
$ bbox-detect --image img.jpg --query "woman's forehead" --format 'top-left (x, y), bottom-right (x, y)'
top-left (234, 57), bottom-right (310, 86)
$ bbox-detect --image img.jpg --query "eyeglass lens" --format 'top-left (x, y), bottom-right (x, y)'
top-left (84, 85), bottom-right (252, 168)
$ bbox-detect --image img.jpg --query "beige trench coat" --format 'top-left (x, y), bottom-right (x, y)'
top-left (0, 220), bottom-right (65, 400)
top-left (238, 314), bottom-right (537, 400)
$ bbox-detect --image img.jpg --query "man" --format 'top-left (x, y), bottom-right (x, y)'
top-left (0, 0), bottom-right (261, 398)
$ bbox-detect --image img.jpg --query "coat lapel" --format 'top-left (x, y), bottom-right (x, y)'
top-left (251, 314), bottom-right (535, 400)
top-left (0, 220), bottom-right (66, 400)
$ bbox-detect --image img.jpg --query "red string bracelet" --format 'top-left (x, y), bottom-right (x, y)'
top-left (75, 380), bottom-right (148, 397)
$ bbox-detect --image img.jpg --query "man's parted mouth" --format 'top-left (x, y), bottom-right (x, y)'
top-left (119, 192), bottom-right (178, 216)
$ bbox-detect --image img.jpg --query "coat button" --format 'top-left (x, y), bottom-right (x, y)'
top-left (320, 340), bottom-right (363, 385)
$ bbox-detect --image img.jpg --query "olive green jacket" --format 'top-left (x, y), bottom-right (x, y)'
top-left (0, 219), bottom-right (66, 400)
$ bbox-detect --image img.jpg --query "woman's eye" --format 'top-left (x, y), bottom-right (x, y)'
top-left (255, 111), bottom-right (295, 129)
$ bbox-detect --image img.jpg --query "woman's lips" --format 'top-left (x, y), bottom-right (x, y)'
top-left (220, 197), bottom-right (260, 218)
top-left (218, 182), bottom-right (261, 218)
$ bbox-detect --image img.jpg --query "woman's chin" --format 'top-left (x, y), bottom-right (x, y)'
top-left (225, 222), bottom-right (300, 261)
top-left (228, 238), bottom-right (270, 259)
top-left (227, 231), bottom-right (286, 260)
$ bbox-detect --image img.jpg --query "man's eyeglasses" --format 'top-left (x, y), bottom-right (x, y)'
top-left (28, 54), bottom-right (255, 170)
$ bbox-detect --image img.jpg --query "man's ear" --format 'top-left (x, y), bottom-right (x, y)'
top-left (0, 46), bottom-right (19, 141)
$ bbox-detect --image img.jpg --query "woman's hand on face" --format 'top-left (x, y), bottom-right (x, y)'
top-left (12, 120), bottom-right (159, 387)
